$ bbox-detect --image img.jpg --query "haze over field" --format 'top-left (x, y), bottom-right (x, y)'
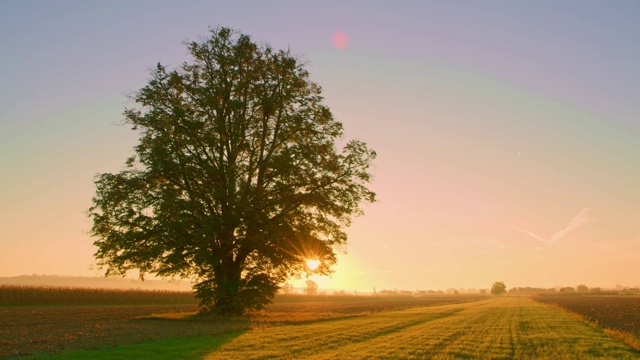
top-left (1, 1), bottom-right (639, 292)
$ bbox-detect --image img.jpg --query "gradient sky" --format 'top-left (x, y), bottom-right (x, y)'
top-left (1, 1), bottom-right (639, 292)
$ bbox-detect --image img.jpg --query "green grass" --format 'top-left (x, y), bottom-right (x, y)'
top-left (27, 297), bottom-right (640, 359)
top-left (29, 332), bottom-right (244, 360)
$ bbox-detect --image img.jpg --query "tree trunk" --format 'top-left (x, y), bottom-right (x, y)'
top-left (211, 261), bottom-right (243, 315)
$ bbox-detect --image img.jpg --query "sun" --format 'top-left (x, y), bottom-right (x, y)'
top-left (306, 259), bottom-right (320, 271)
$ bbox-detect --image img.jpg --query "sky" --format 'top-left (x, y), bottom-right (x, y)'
top-left (1, 1), bottom-right (640, 292)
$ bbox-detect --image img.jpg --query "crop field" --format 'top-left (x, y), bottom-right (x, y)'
top-left (3, 295), bottom-right (640, 359)
top-left (534, 294), bottom-right (640, 336)
top-left (0, 290), bottom-right (482, 359)
top-left (0, 285), bottom-right (197, 306)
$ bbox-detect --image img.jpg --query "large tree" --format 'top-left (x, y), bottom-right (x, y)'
top-left (89, 27), bottom-right (376, 314)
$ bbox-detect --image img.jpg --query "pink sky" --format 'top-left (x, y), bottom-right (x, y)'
top-left (1, 1), bottom-right (639, 291)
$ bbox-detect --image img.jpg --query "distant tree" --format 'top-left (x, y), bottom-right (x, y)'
top-left (479, 289), bottom-right (487, 294)
top-left (88, 27), bottom-right (376, 315)
top-left (577, 284), bottom-right (589, 292)
top-left (491, 281), bottom-right (507, 296)
top-left (560, 287), bottom-right (575, 293)
top-left (304, 280), bottom-right (318, 295)
top-left (280, 283), bottom-right (294, 294)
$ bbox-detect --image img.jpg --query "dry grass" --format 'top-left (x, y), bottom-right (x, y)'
top-left (249, 294), bottom-right (485, 325)
top-left (605, 329), bottom-right (640, 352)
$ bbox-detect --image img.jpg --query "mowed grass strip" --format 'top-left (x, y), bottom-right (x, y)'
top-left (206, 297), bottom-right (640, 360)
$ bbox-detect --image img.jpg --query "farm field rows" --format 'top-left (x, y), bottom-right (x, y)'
top-left (19, 297), bottom-right (640, 359)
top-left (0, 285), bottom-right (197, 306)
top-left (534, 294), bottom-right (640, 336)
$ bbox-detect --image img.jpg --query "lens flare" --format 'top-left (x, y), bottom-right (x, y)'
top-left (332, 31), bottom-right (349, 50)
top-left (306, 259), bottom-right (320, 270)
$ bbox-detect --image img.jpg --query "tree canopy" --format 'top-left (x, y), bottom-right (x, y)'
top-left (89, 27), bottom-right (376, 314)
top-left (491, 281), bottom-right (507, 296)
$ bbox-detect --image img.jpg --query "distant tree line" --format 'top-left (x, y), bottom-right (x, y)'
top-left (376, 289), bottom-right (480, 296)
top-left (509, 287), bottom-right (557, 294)
top-left (508, 284), bottom-right (640, 295)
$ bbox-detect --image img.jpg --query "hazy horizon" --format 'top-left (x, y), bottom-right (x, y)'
top-left (1, 1), bottom-right (639, 292)
top-left (3, 274), bottom-right (636, 294)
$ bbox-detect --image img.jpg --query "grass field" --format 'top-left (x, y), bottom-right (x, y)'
top-left (11, 296), bottom-right (640, 359)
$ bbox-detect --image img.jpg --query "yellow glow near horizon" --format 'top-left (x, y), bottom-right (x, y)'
top-left (306, 259), bottom-right (320, 271)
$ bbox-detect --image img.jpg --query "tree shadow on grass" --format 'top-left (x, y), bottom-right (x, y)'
top-left (113, 331), bottom-right (248, 360)
top-left (31, 331), bottom-right (247, 360)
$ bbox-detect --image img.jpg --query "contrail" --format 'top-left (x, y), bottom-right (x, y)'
top-left (504, 207), bottom-right (594, 244)
top-left (548, 207), bottom-right (593, 243)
